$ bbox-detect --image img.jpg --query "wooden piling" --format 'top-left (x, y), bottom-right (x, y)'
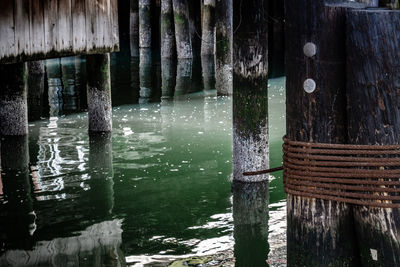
top-left (215, 0), bottom-right (232, 95)
top-left (139, 48), bottom-right (153, 102)
top-left (201, 0), bottom-right (215, 56)
top-left (0, 62), bottom-right (28, 136)
top-left (232, 0), bottom-right (269, 182)
top-left (139, 0), bottom-right (152, 48)
top-left (175, 58), bottom-right (192, 96)
top-left (86, 54), bottom-right (112, 132)
top-left (172, 0), bottom-right (192, 59)
top-left (161, 0), bottom-right (176, 58)
top-left (233, 181), bottom-right (269, 267)
top-left (161, 57), bottom-right (176, 98)
top-left (27, 61), bottom-right (45, 121)
top-left (130, 0), bottom-right (140, 56)
top-left (285, 1), bottom-right (364, 265)
top-left (347, 8), bottom-right (400, 265)
top-left (201, 55), bottom-right (216, 91)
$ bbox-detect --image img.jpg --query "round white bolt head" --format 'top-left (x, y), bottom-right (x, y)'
top-left (303, 78), bottom-right (316, 93)
top-left (303, 42), bottom-right (317, 57)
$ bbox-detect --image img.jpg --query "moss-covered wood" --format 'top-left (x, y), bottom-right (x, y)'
top-left (161, 0), bottom-right (176, 58)
top-left (139, 0), bottom-right (152, 48)
top-left (172, 0), bottom-right (192, 59)
top-left (232, 0), bottom-right (268, 182)
top-left (215, 0), bottom-right (232, 95)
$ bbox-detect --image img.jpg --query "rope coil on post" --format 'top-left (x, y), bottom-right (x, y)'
top-left (283, 136), bottom-right (400, 208)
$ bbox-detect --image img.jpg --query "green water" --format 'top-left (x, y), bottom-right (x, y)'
top-left (0, 56), bottom-right (286, 266)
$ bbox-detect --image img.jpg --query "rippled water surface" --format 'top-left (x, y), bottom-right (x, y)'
top-left (0, 56), bottom-right (286, 266)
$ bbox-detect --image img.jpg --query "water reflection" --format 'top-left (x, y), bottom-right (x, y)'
top-left (0, 136), bottom-right (35, 252)
top-left (233, 182), bottom-right (269, 267)
top-left (88, 132), bottom-right (115, 215)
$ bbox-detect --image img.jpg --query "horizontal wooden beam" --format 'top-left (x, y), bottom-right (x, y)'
top-left (0, 0), bottom-right (119, 64)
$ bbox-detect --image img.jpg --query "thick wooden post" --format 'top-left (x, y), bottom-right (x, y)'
top-left (161, 57), bottom-right (176, 98)
top-left (232, 0), bottom-right (268, 182)
top-left (0, 62), bottom-right (28, 136)
top-left (201, 55), bottom-right (215, 91)
top-left (139, 48), bottom-right (152, 103)
top-left (86, 54), bottom-right (112, 132)
top-left (201, 0), bottom-right (215, 56)
top-left (27, 61), bottom-right (45, 121)
top-left (161, 0), bottom-right (176, 58)
top-left (61, 57), bottom-right (79, 113)
top-left (175, 58), bottom-right (192, 96)
top-left (139, 0), bottom-right (152, 48)
top-left (215, 0), bottom-right (232, 95)
top-left (233, 182), bottom-right (269, 267)
top-left (285, 2), bottom-right (364, 265)
top-left (347, 9), bottom-right (400, 265)
top-left (172, 0), bottom-right (192, 58)
top-left (130, 0), bottom-right (140, 56)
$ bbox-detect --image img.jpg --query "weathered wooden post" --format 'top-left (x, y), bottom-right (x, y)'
top-left (139, 48), bottom-right (153, 103)
top-left (233, 182), bottom-right (269, 267)
top-left (172, 0), bottom-right (192, 58)
top-left (0, 63), bottom-right (28, 136)
top-left (201, 55), bottom-right (216, 91)
top-left (175, 58), bottom-right (192, 96)
top-left (130, 57), bottom-right (140, 103)
top-left (285, 1), bottom-right (364, 265)
top-left (347, 8), bottom-right (400, 265)
top-left (46, 58), bottom-right (63, 117)
top-left (86, 54), bottom-right (112, 132)
top-left (61, 57), bottom-right (79, 113)
top-left (215, 0), bottom-right (232, 95)
top-left (232, 0), bottom-right (269, 182)
top-left (161, 0), bottom-right (176, 58)
top-left (130, 0), bottom-right (140, 56)
top-left (161, 57), bottom-right (176, 98)
top-left (88, 132), bottom-right (114, 215)
top-left (201, 0), bottom-right (215, 56)
top-left (27, 61), bottom-right (45, 121)
top-left (139, 0), bottom-right (152, 48)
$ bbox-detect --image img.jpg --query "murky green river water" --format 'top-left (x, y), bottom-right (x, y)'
top-left (0, 55), bottom-right (286, 266)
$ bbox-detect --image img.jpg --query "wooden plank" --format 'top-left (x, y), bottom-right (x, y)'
top-left (85, 0), bottom-right (96, 51)
top-left (58, 0), bottom-right (73, 52)
top-left (0, 0), bottom-right (15, 59)
top-left (43, 0), bottom-right (59, 53)
top-left (14, 0), bottom-right (31, 56)
top-left (30, 0), bottom-right (45, 54)
top-left (71, 0), bottom-right (87, 52)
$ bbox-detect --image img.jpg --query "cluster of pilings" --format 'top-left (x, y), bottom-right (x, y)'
top-left (286, 0), bottom-right (400, 265)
